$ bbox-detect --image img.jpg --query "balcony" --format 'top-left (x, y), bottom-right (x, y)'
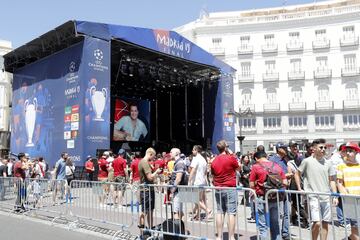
top-left (341, 67), bottom-right (360, 77)
top-left (238, 74), bottom-right (254, 83)
top-left (340, 36), bottom-right (359, 47)
top-left (343, 99), bottom-right (360, 109)
top-left (289, 102), bottom-right (306, 111)
top-left (237, 45), bottom-right (253, 55)
top-left (312, 39), bottom-right (330, 50)
top-left (209, 47), bottom-right (225, 56)
top-left (262, 72), bottom-right (279, 82)
top-left (286, 42), bottom-right (304, 52)
top-left (263, 103), bottom-right (280, 112)
top-left (288, 71), bottom-right (305, 81)
top-left (262, 44), bottom-right (278, 53)
top-left (240, 104), bottom-right (255, 112)
top-left (315, 101), bottom-right (334, 110)
top-left (314, 68), bottom-right (332, 79)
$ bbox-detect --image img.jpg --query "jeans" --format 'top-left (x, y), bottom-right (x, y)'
top-left (257, 197), bottom-right (281, 240)
top-left (337, 197), bottom-right (350, 225)
top-left (282, 195), bottom-right (290, 238)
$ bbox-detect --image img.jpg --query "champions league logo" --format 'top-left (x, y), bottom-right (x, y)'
top-left (69, 61), bottom-right (76, 72)
top-left (94, 49), bottom-right (103, 61)
top-left (24, 98), bottom-right (37, 147)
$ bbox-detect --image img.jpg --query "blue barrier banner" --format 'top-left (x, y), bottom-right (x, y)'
top-left (11, 42), bottom-right (84, 166)
top-left (81, 36), bottom-right (111, 159)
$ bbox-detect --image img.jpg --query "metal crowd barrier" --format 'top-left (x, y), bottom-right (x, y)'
top-left (264, 189), bottom-right (360, 240)
top-left (137, 184), bottom-right (259, 240)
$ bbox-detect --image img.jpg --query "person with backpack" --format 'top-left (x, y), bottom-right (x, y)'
top-left (269, 143), bottom-right (292, 240)
top-left (249, 150), bottom-right (287, 240)
top-left (211, 140), bottom-right (241, 240)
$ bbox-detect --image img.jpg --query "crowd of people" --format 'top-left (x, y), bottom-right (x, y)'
top-left (0, 139), bottom-right (360, 240)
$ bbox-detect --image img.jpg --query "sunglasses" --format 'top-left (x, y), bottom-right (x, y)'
top-left (346, 149), bottom-right (356, 153)
top-left (318, 146), bottom-right (327, 150)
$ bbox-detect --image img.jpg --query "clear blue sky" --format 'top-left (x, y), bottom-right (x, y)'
top-left (1, 0), bottom-right (325, 49)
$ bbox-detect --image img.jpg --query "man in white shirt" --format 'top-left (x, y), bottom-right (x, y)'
top-left (188, 145), bottom-right (212, 220)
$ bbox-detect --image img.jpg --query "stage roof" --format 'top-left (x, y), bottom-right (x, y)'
top-left (4, 20), bottom-right (235, 74)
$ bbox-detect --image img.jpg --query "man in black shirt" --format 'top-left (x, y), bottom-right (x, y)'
top-left (0, 159), bottom-right (8, 200)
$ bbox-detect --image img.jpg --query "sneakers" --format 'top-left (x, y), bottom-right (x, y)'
top-left (247, 217), bottom-right (256, 223)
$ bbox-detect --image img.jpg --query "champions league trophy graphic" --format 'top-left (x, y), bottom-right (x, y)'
top-left (24, 98), bottom-right (37, 147)
top-left (90, 86), bottom-right (107, 121)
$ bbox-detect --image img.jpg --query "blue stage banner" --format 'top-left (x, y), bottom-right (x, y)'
top-left (81, 36), bottom-right (111, 160)
top-left (11, 42), bottom-right (84, 167)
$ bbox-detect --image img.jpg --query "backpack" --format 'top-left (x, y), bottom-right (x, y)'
top-left (258, 162), bottom-right (285, 202)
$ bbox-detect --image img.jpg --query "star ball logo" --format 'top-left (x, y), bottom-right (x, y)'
top-left (94, 49), bottom-right (103, 61)
top-left (69, 61), bottom-right (76, 72)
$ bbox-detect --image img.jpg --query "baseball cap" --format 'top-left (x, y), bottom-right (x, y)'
top-left (118, 149), bottom-right (125, 155)
top-left (180, 153), bottom-right (186, 159)
top-left (103, 151), bottom-right (110, 156)
top-left (342, 142), bottom-right (360, 153)
top-left (276, 142), bottom-right (288, 150)
top-left (86, 155), bottom-right (92, 160)
top-left (289, 140), bottom-right (298, 147)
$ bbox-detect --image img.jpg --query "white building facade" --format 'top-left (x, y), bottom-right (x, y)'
top-left (0, 40), bottom-right (12, 152)
top-left (176, 0), bottom-right (360, 153)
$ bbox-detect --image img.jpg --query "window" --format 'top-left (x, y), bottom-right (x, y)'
top-left (343, 26), bottom-right (355, 39)
top-left (0, 56), bottom-right (4, 81)
top-left (343, 114), bottom-right (360, 127)
top-left (264, 117), bottom-right (281, 129)
top-left (290, 59), bottom-right (302, 73)
top-left (316, 56), bottom-right (328, 70)
top-left (266, 88), bottom-right (277, 104)
top-left (345, 83), bottom-right (359, 100)
top-left (315, 29), bottom-right (326, 41)
top-left (240, 118), bottom-right (256, 129)
top-left (315, 115), bottom-right (334, 128)
top-left (344, 54), bottom-right (357, 70)
top-left (289, 116), bottom-right (307, 128)
top-left (289, 32), bottom-right (300, 43)
top-left (241, 89), bottom-right (252, 106)
top-left (318, 85), bottom-right (329, 102)
top-left (240, 36), bottom-right (250, 46)
top-left (264, 34), bottom-right (274, 45)
top-left (265, 60), bottom-right (276, 73)
top-left (291, 87), bottom-right (303, 103)
top-left (212, 38), bottom-right (222, 47)
top-left (241, 62), bottom-right (251, 76)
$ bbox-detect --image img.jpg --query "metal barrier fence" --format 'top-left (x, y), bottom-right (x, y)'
top-left (264, 189), bottom-right (360, 240)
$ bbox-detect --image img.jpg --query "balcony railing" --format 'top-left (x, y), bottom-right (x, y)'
top-left (262, 72), bottom-right (279, 82)
top-left (286, 42), bottom-right (304, 51)
top-left (289, 102), bottom-right (306, 111)
top-left (341, 67), bottom-right (360, 77)
top-left (263, 103), bottom-right (280, 112)
top-left (340, 36), bottom-right (359, 47)
top-left (312, 39), bottom-right (330, 49)
top-left (343, 99), bottom-right (360, 109)
top-left (288, 71), bottom-right (305, 80)
top-left (314, 69), bottom-right (332, 79)
top-left (315, 101), bottom-right (334, 110)
top-left (262, 44), bottom-right (278, 53)
top-left (240, 104), bottom-right (255, 112)
top-left (237, 45), bottom-right (253, 55)
top-left (238, 74), bottom-right (254, 83)
top-left (209, 47), bottom-right (225, 56)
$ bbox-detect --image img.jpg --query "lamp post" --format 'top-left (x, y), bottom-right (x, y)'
top-left (228, 107), bottom-right (253, 154)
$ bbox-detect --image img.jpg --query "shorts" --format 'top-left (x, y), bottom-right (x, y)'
top-left (140, 189), bottom-right (155, 213)
top-left (173, 192), bottom-right (183, 213)
top-left (309, 198), bottom-right (331, 222)
top-left (215, 189), bottom-right (237, 214)
top-left (113, 176), bottom-right (127, 191)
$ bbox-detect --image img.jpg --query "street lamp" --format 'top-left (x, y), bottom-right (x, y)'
top-left (228, 107), bottom-right (253, 154)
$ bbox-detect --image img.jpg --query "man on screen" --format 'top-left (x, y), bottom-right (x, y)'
top-left (113, 103), bottom-right (148, 141)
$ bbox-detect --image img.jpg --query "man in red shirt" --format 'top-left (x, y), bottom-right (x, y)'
top-left (97, 154), bottom-right (110, 207)
top-left (249, 150), bottom-right (287, 240)
top-left (112, 149), bottom-right (128, 206)
top-left (84, 155), bottom-right (94, 181)
top-left (130, 152), bottom-right (142, 203)
top-left (211, 140), bottom-right (240, 240)
top-left (14, 153), bottom-right (31, 212)
top-left (153, 155), bottom-right (166, 186)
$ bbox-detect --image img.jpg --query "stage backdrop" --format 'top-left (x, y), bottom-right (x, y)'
top-left (11, 37), bottom-right (110, 166)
